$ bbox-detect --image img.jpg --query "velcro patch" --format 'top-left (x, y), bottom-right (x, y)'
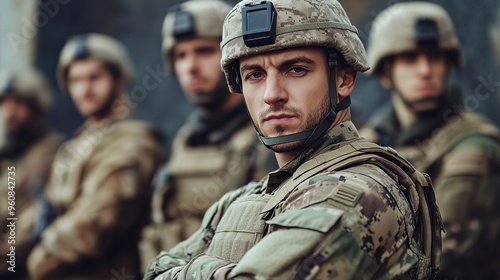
top-left (332, 184), bottom-right (363, 207)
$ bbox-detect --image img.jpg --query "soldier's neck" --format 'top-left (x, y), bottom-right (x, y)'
top-left (393, 93), bottom-right (418, 129)
top-left (201, 93), bottom-right (244, 120)
top-left (86, 96), bottom-right (129, 125)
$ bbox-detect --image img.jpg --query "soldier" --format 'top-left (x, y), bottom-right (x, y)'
top-left (26, 33), bottom-right (164, 280)
top-left (139, 0), bottom-right (277, 271)
top-left (0, 68), bottom-right (62, 279)
top-left (144, 0), bottom-right (443, 279)
top-left (361, 2), bottom-right (500, 279)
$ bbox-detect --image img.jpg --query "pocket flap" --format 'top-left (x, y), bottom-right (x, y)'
top-left (266, 207), bottom-right (344, 233)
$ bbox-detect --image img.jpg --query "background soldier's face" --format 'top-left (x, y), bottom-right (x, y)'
top-left (239, 47), bottom-right (330, 152)
top-left (67, 59), bottom-right (119, 118)
top-left (173, 38), bottom-right (226, 107)
top-left (389, 50), bottom-right (448, 111)
top-left (0, 97), bottom-right (32, 135)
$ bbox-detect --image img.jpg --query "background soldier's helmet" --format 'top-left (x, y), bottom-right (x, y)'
top-left (57, 33), bottom-right (134, 92)
top-left (162, 0), bottom-right (232, 74)
top-left (220, 0), bottom-right (369, 94)
top-left (0, 68), bottom-right (52, 112)
top-left (367, 1), bottom-right (463, 75)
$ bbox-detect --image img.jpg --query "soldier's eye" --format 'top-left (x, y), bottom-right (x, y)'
top-left (246, 72), bottom-right (263, 80)
top-left (289, 67), bottom-right (305, 73)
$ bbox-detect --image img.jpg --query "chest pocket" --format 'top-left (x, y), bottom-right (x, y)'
top-left (206, 193), bottom-right (271, 262)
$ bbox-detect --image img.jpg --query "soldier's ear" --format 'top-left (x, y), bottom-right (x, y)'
top-left (337, 66), bottom-right (356, 98)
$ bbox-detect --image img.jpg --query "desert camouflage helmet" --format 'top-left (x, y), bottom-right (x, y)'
top-left (367, 2), bottom-right (463, 75)
top-left (0, 68), bottom-right (52, 112)
top-left (57, 33), bottom-right (134, 92)
top-left (162, 0), bottom-right (232, 73)
top-left (221, 0), bottom-right (370, 94)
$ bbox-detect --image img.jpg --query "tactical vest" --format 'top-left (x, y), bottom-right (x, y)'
top-left (202, 139), bottom-right (442, 279)
top-left (397, 111), bottom-right (500, 173)
top-left (151, 121), bottom-right (259, 249)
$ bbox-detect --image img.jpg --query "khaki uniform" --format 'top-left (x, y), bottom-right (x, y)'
top-left (360, 99), bottom-right (500, 279)
top-left (0, 132), bottom-right (62, 279)
top-left (27, 119), bottom-right (164, 280)
top-left (139, 108), bottom-right (276, 271)
top-left (145, 121), bottom-right (442, 280)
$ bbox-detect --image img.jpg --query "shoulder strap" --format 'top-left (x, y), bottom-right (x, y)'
top-left (417, 112), bottom-right (500, 171)
top-left (261, 140), bottom-right (421, 215)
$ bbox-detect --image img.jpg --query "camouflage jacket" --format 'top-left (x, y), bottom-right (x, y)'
top-left (27, 119), bottom-right (164, 280)
top-left (145, 121), bottom-right (440, 280)
top-left (360, 101), bottom-right (500, 280)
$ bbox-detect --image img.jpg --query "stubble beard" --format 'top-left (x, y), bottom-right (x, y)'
top-left (256, 94), bottom-right (331, 153)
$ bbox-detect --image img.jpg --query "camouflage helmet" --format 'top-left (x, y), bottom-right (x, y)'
top-left (0, 68), bottom-right (52, 112)
top-left (162, 0), bottom-right (232, 73)
top-left (221, 0), bottom-right (369, 93)
top-left (367, 2), bottom-right (463, 75)
top-left (57, 33), bottom-right (134, 92)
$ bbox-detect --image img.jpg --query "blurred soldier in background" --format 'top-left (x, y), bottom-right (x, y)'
top-left (362, 2), bottom-right (500, 279)
top-left (0, 68), bottom-right (62, 279)
top-left (492, 7), bottom-right (500, 114)
top-left (27, 33), bottom-right (164, 280)
top-left (139, 0), bottom-right (278, 271)
top-left (145, 0), bottom-right (443, 279)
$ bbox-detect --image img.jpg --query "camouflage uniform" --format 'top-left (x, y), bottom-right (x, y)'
top-left (144, 0), bottom-right (442, 279)
top-left (362, 3), bottom-right (500, 279)
top-left (0, 69), bottom-right (62, 279)
top-left (145, 121), bottom-right (442, 280)
top-left (27, 34), bottom-right (165, 280)
top-left (139, 0), bottom-right (277, 272)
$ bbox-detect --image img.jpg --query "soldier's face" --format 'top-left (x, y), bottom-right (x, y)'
top-left (173, 38), bottom-right (228, 108)
top-left (389, 50), bottom-right (448, 112)
top-left (67, 59), bottom-right (119, 118)
top-left (0, 97), bottom-right (32, 135)
top-left (239, 47), bottom-right (330, 152)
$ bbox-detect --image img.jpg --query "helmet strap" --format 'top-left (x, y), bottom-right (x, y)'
top-left (257, 49), bottom-right (350, 149)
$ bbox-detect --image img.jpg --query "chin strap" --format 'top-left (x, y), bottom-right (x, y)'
top-left (258, 49), bottom-right (350, 149)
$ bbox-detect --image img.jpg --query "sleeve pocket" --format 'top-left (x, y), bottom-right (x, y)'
top-left (266, 207), bottom-right (344, 233)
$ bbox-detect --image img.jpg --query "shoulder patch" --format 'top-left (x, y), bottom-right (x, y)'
top-left (332, 183), bottom-right (363, 207)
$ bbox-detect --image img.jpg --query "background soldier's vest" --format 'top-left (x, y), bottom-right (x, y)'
top-left (397, 111), bottom-right (500, 173)
top-left (152, 121), bottom-right (259, 249)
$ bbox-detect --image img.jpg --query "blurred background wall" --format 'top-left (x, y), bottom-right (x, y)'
top-left (1, 0), bottom-right (499, 154)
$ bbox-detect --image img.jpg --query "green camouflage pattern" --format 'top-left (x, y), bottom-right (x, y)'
top-left (361, 104), bottom-right (500, 280)
top-left (366, 2), bottom-right (463, 75)
top-left (220, 0), bottom-right (369, 93)
top-left (144, 121), bottom-right (437, 280)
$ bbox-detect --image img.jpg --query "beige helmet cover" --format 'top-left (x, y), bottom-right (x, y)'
top-left (0, 67), bottom-right (52, 112)
top-left (162, 0), bottom-right (233, 73)
top-left (220, 0), bottom-right (369, 94)
top-left (367, 2), bottom-right (463, 75)
top-left (57, 33), bottom-right (134, 92)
